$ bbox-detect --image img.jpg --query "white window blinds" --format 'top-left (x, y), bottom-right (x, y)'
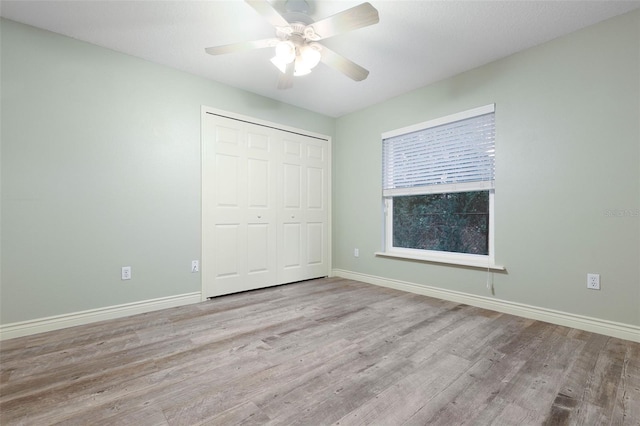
top-left (382, 104), bottom-right (495, 196)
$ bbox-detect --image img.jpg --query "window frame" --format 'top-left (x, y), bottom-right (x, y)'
top-left (376, 105), bottom-right (504, 271)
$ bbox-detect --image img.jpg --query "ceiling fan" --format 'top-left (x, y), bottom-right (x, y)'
top-left (205, 0), bottom-right (380, 89)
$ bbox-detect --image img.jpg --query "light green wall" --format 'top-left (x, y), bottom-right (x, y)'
top-left (0, 18), bottom-right (334, 324)
top-left (333, 10), bottom-right (640, 326)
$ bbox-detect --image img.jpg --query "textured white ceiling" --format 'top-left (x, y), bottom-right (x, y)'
top-left (2, 0), bottom-right (639, 117)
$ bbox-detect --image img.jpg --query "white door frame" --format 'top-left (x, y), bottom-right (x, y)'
top-left (200, 106), bottom-right (332, 300)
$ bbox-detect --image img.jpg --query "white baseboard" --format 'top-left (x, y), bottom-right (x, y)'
top-left (333, 269), bottom-right (640, 343)
top-left (0, 292), bottom-right (202, 341)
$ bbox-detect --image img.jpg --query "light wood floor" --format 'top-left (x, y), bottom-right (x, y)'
top-left (1, 277), bottom-right (639, 425)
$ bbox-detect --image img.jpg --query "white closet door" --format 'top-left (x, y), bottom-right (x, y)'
top-left (202, 110), bottom-right (329, 299)
top-left (277, 134), bottom-right (328, 284)
top-left (202, 114), bottom-right (278, 297)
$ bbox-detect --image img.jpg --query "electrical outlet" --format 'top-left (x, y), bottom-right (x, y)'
top-left (354, 248), bottom-right (359, 257)
top-left (121, 266), bottom-right (132, 281)
top-left (587, 273), bottom-right (600, 290)
top-left (191, 260), bottom-right (199, 273)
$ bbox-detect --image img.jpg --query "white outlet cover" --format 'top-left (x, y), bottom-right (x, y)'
top-left (587, 273), bottom-right (600, 290)
top-left (121, 266), bottom-right (132, 280)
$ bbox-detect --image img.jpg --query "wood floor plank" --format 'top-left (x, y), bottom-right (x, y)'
top-left (542, 332), bottom-right (609, 425)
top-left (610, 342), bottom-right (640, 424)
top-left (13, 318), bottom-right (314, 424)
top-left (401, 356), bottom-right (508, 426)
top-left (200, 401), bottom-right (271, 425)
top-left (160, 339), bottom-right (361, 425)
top-left (407, 306), bottom-right (495, 364)
top-left (402, 318), bottom-right (557, 425)
top-left (1, 277), bottom-right (638, 426)
top-left (503, 331), bottom-right (585, 411)
top-left (332, 353), bottom-right (471, 425)
top-left (257, 349), bottom-right (418, 425)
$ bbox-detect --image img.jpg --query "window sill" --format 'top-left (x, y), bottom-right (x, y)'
top-left (374, 251), bottom-right (506, 271)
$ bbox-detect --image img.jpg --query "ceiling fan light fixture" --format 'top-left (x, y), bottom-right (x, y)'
top-left (293, 62), bottom-right (312, 76)
top-left (299, 43), bottom-right (321, 70)
top-left (274, 40), bottom-right (296, 63)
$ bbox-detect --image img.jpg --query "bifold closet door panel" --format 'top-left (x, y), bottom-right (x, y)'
top-left (202, 114), bottom-right (277, 297)
top-left (277, 135), bottom-right (328, 285)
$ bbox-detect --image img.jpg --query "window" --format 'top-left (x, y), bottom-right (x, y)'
top-left (377, 104), bottom-right (503, 270)
top-left (392, 191), bottom-right (489, 255)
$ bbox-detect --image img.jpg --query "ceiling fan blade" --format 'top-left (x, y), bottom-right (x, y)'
top-left (309, 2), bottom-right (379, 40)
top-left (320, 47), bottom-right (369, 81)
top-left (205, 38), bottom-right (279, 55)
top-left (277, 61), bottom-right (295, 90)
top-left (245, 0), bottom-right (290, 28)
